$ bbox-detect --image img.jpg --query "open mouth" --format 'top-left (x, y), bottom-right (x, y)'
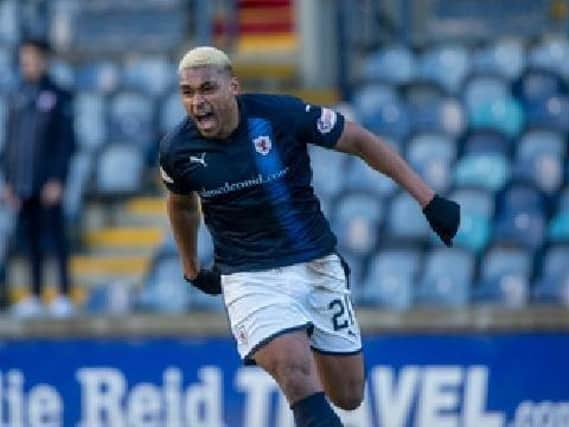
top-left (194, 112), bottom-right (216, 130)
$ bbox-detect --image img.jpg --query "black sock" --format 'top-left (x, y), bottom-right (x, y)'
top-left (291, 392), bottom-right (343, 427)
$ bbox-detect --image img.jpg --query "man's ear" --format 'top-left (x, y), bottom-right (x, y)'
top-left (230, 76), bottom-right (240, 95)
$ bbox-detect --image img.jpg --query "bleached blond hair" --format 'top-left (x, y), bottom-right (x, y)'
top-left (178, 46), bottom-right (232, 74)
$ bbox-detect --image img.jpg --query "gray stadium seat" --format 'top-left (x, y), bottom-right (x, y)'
top-left (362, 247), bottom-right (422, 310)
top-left (415, 248), bottom-right (474, 308)
top-left (94, 142), bottom-right (144, 197)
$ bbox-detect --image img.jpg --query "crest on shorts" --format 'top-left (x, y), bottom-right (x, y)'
top-left (253, 135), bottom-right (272, 155)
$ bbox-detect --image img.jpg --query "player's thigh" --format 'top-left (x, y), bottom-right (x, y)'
top-left (313, 351), bottom-right (365, 411)
top-left (254, 329), bottom-right (322, 402)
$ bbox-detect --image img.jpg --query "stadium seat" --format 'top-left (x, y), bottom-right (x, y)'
top-left (492, 183), bottom-right (547, 250)
top-left (0, 0), bottom-right (19, 45)
top-left (75, 61), bottom-right (121, 93)
top-left (449, 188), bottom-right (493, 253)
top-left (137, 255), bottom-right (192, 313)
top-left (471, 37), bottom-right (526, 81)
top-left (418, 43), bottom-right (470, 93)
top-left (514, 130), bottom-right (565, 194)
top-left (474, 245), bottom-right (532, 307)
top-left (63, 151), bottom-right (94, 222)
top-left (469, 96), bottom-right (525, 138)
top-left (525, 94), bottom-right (569, 132)
top-left (460, 129), bottom-right (510, 156)
top-left (528, 36), bottom-right (569, 78)
top-left (407, 96), bottom-right (466, 137)
top-left (159, 89), bottom-right (187, 135)
top-left (362, 97), bottom-right (411, 140)
top-left (309, 145), bottom-right (351, 202)
top-left (0, 96), bottom-right (6, 153)
top-left (0, 46), bottom-right (15, 93)
top-left (385, 191), bottom-right (430, 243)
top-left (74, 91), bottom-right (108, 152)
top-left (406, 133), bottom-right (456, 193)
top-left (94, 142), bottom-right (145, 197)
top-left (83, 280), bottom-right (134, 315)
top-left (108, 91), bottom-right (156, 151)
top-left (329, 191), bottom-right (383, 256)
top-left (548, 186), bottom-right (569, 243)
top-left (343, 155), bottom-right (398, 198)
top-left (361, 247), bottom-right (422, 310)
top-left (122, 55), bottom-right (176, 97)
top-left (454, 153), bottom-right (510, 192)
top-left (352, 83), bottom-right (397, 125)
top-left (533, 245), bottom-right (569, 305)
top-left (49, 59), bottom-right (75, 90)
top-left (513, 68), bottom-right (568, 105)
top-left (361, 45), bottom-right (417, 85)
top-left (463, 74), bottom-right (510, 112)
top-left (415, 248), bottom-right (474, 307)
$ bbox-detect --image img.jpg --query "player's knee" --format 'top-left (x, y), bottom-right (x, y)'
top-left (329, 381), bottom-right (364, 411)
top-left (265, 356), bottom-right (315, 398)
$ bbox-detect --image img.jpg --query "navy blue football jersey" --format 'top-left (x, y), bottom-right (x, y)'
top-left (159, 93), bottom-right (345, 274)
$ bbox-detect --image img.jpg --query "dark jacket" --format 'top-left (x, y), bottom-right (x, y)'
top-left (2, 76), bottom-right (75, 198)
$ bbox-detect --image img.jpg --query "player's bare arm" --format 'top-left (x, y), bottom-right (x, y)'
top-left (166, 191), bottom-right (201, 279)
top-left (335, 121), bottom-right (460, 246)
top-left (335, 121), bottom-right (435, 208)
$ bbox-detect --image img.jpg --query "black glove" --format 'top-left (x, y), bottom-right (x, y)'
top-left (423, 194), bottom-right (460, 247)
top-left (184, 269), bottom-right (222, 295)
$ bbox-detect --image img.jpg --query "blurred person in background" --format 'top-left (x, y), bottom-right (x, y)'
top-left (160, 46), bottom-right (460, 427)
top-left (0, 38), bottom-right (75, 318)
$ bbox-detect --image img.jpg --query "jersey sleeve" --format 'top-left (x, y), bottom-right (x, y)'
top-left (292, 97), bottom-right (345, 148)
top-left (158, 137), bottom-right (195, 195)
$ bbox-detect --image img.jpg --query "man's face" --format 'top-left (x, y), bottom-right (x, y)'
top-left (179, 66), bottom-right (240, 139)
top-left (19, 45), bottom-right (47, 82)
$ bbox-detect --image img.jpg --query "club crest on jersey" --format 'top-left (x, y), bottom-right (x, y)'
top-left (253, 135), bottom-right (272, 155)
top-left (317, 107), bottom-right (337, 134)
top-left (189, 152), bottom-right (207, 167)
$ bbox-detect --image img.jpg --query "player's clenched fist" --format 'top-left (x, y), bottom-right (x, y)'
top-left (184, 269), bottom-right (222, 295)
top-left (423, 194), bottom-right (460, 247)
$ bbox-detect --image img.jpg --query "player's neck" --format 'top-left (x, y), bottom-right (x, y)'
top-left (218, 98), bottom-right (240, 139)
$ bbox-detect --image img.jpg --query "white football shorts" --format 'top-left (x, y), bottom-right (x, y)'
top-left (221, 253), bottom-right (362, 362)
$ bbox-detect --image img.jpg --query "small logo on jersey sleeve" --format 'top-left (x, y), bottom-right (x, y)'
top-left (253, 135), bottom-right (272, 155)
top-left (159, 166), bottom-right (174, 184)
top-left (316, 107), bottom-right (337, 134)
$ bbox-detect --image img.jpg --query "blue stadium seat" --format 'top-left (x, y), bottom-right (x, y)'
top-left (0, 203), bottom-right (15, 269)
top-left (493, 184), bottom-right (546, 250)
top-left (525, 95), bottom-right (569, 132)
top-left (0, 96), bottom-right (6, 153)
top-left (159, 89), bottom-right (187, 135)
top-left (75, 61), bottom-right (120, 93)
top-left (330, 192), bottom-right (383, 256)
top-left (385, 192), bottom-right (430, 243)
top-left (122, 56), bottom-right (176, 97)
top-left (548, 186), bottom-right (569, 243)
top-left (63, 151), bottom-right (94, 222)
top-left (528, 36), bottom-right (569, 78)
top-left (362, 97), bottom-right (411, 140)
top-left (474, 245), bottom-right (531, 307)
top-left (418, 43), bottom-right (470, 93)
top-left (108, 91), bottom-right (156, 150)
top-left (49, 59), bottom-right (75, 90)
top-left (94, 143), bottom-right (145, 196)
top-left (463, 75), bottom-right (510, 112)
top-left (361, 247), bottom-right (422, 310)
top-left (407, 97), bottom-right (466, 137)
top-left (74, 91), bottom-right (107, 152)
top-left (362, 45), bottom-right (417, 85)
top-left (406, 133), bottom-right (456, 193)
top-left (513, 130), bottom-right (565, 195)
top-left (454, 153), bottom-right (510, 192)
top-left (309, 145), bottom-right (351, 202)
top-left (461, 129), bottom-right (510, 156)
top-left (0, 0), bottom-right (19, 45)
top-left (343, 154), bottom-right (398, 198)
top-left (469, 96), bottom-right (525, 138)
top-left (0, 46), bottom-right (16, 93)
top-left (137, 255), bottom-right (192, 313)
top-left (415, 248), bottom-right (474, 307)
top-left (533, 245), bottom-right (569, 305)
top-left (513, 69), bottom-right (567, 105)
top-left (352, 83), bottom-right (397, 125)
top-left (83, 280), bottom-right (135, 315)
top-left (450, 188), bottom-right (493, 253)
top-left (471, 38), bottom-right (526, 81)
